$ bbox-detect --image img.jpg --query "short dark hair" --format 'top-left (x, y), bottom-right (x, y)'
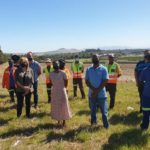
top-left (144, 54), bottom-right (150, 61)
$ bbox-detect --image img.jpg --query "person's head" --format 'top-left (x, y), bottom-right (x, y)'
top-left (27, 51), bottom-right (33, 62)
top-left (92, 54), bottom-right (100, 66)
top-left (108, 53), bottom-right (115, 64)
top-left (59, 59), bottom-right (66, 70)
top-left (53, 61), bottom-right (60, 71)
top-left (8, 59), bottom-right (14, 67)
top-left (144, 50), bottom-right (150, 57)
top-left (11, 54), bottom-right (20, 65)
top-left (75, 55), bottom-right (79, 63)
top-left (144, 54), bottom-right (150, 63)
top-left (45, 58), bottom-right (52, 67)
top-left (20, 57), bottom-right (29, 68)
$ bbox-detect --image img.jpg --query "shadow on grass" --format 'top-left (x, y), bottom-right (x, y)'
top-left (102, 128), bottom-right (149, 150)
top-left (0, 118), bottom-right (12, 126)
top-left (0, 104), bottom-right (16, 113)
top-left (0, 123), bottom-right (59, 139)
top-left (76, 110), bottom-right (90, 116)
top-left (109, 111), bottom-right (142, 126)
top-left (46, 125), bottom-right (101, 143)
top-left (30, 112), bottom-right (49, 118)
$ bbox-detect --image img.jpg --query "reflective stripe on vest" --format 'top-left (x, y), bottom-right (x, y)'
top-left (44, 67), bottom-right (53, 83)
top-left (142, 107), bottom-right (150, 111)
top-left (107, 63), bottom-right (118, 84)
top-left (72, 62), bottom-right (83, 78)
top-left (9, 89), bottom-right (15, 92)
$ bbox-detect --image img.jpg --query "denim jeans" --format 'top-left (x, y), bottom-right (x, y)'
top-left (89, 97), bottom-right (109, 128)
top-left (33, 81), bottom-right (38, 106)
top-left (141, 111), bottom-right (150, 129)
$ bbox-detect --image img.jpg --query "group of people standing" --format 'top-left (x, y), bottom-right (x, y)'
top-left (2, 50), bottom-right (150, 130)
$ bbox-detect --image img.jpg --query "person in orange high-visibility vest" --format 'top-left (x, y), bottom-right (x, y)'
top-left (71, 55), bottom-right (85, 99)
top-left (43, 58), bottom-right (54, 103)
top-left (2, 59), bottom-right (16, 102)
top-left (106, 54), bottom-right (122, 109)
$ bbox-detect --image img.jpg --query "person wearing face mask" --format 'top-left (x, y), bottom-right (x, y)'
top-left (85, 54), bottom-right (109, 128)
top-left (43, 58), bottom-right (54, 103)
top-left (26, 52), bottom-right (42, 109)
top-left (11, 54), bottom-right (20, 69)
top-left (2, 59), bottom-right (16, 102)
top-left (15, 57), bottom-right (34, 118)
top-left (106, 54), bottom-right (122, 109)
top-left (50, 61), bottom-right (72, 127)
top-left (135, 50), bottom-right (150, 113)
top-left (71, 55), bottom-right (85, 99)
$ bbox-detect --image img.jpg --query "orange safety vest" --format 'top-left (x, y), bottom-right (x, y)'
top-left (71, 62), bottom-right (84, 79)
top-left (107, 63), bottom-right (118, 84)
top-left (63, 68), bottom-right (71, 79)
top-left (2, 66), bottom-right (16, 89)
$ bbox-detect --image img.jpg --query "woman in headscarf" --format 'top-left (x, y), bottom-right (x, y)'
top-left (50, 61), bottom-right (72, 127)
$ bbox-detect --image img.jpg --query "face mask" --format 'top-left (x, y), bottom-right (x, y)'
top-left (92, 60), bottom-right (99, 65)
top-left (21, 63), bottom-right (26, 68)
top-left (28, 57), bottom-right (33, 61)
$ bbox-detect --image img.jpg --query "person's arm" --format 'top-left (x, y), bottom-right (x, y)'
top-left (71, 63), bottom-right (73, 72)
top-left (139, 70), bottom-right (145, 86)
top-left (85, 68), bottom-right (95, 90)
top-left (134, 71), bottom-right (139, 86)
top-left (63, 72), bottom-right (68, 88)
top-left (116, 64), bottom-right (122, 77)
top-left (134, 64), bottom-right (139, 86)
top-left (38, 63), bottom-right (42, 76)
top-left (94, 67), bottom-right (109, 94)
top-left (2, 69), bottom-right (6, 88)
top-left (64, 79), bottom-right (68, 88)
top-left (82, 63), bottom-right (84, 73)
top-left (85, 79), bottom-right (96, 91)
top-left (96, 79), bottom-right (108, 93)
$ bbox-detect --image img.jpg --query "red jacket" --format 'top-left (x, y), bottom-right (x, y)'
top-left (2, 66), bottom-right (16, 89)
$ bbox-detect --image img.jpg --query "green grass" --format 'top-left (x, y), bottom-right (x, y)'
top-left (0, 64), bottom-right (150, 150)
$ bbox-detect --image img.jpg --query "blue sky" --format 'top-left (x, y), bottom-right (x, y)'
top-left (0, 0), bottom-right (150, 53)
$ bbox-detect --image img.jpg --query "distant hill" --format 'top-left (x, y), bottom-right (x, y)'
top-left (34, 48), bottom-right (82, 56)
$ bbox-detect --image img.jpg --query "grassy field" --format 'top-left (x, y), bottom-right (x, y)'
top-left (0, 63), bottom-right (150, 150)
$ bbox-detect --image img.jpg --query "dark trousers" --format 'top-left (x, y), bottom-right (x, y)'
top-left (33, 81), bottom-right (38, 107)
top-left (16, 92), bottom-right (31, 118)
top-left (73, 78), bottom-right (85, 98)
top-left (9, 87), bottom-right (15, 102)
top-left (106, 83), bottom-right (117, 109)
top-left (141, 111), bottom-right (150, 129)
top-left (138, 84), bottom-right (144, 112)
top-left (46, 83), bottom-right (52, 103)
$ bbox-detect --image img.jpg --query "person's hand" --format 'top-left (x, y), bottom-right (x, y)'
top-left (23, 86), bottom-right (31, 92)
top-left (92, 89), bottom-right (99, 98)
top-left (23, 86), bottom-right (30, 96)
